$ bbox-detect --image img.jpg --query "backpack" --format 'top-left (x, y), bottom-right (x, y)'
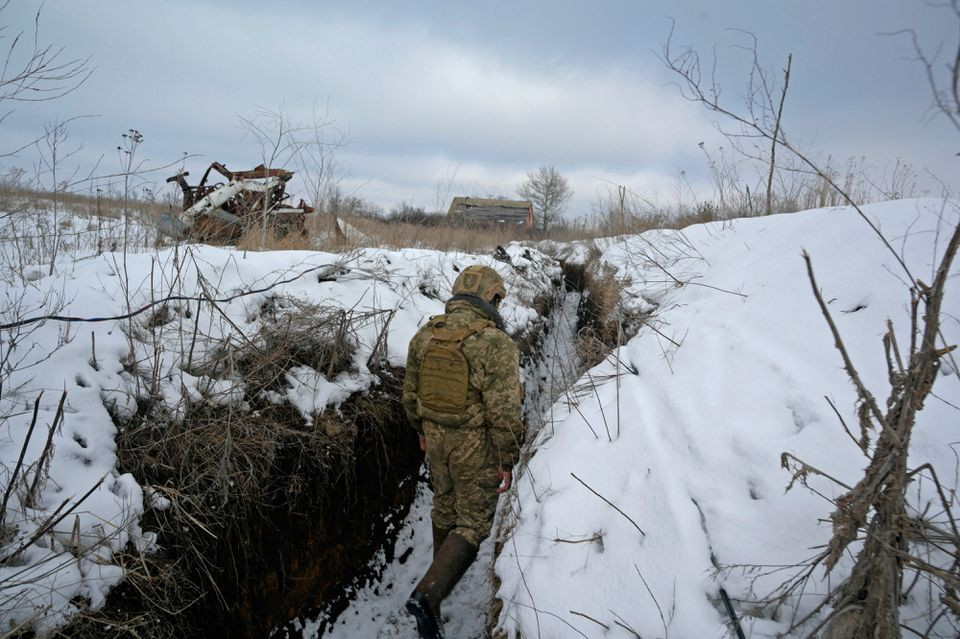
top-left (418, 316), bottom-right (490, 415)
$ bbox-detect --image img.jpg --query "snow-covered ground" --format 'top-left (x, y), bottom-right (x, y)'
top-left (3, 198), bottom-right (959, 637)
top-left (0, 207), bottom-right (163, 286)
top-left (0, 218), bottom-right (558, 635)
top-left (495, 198), bottom-right (960, 637)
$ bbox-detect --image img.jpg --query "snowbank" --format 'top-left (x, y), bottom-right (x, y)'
top-left (495, 199), bottom-right (960, 637)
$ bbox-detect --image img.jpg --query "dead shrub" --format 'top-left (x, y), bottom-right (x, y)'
top-left (224, 297), bottom-right (358, 391)
top-left (581, 259), bottom-right (628, 347)
top-left (575, 326), bottom-right (612, 370)
top-left (675, 201), bottom-right (723, 228)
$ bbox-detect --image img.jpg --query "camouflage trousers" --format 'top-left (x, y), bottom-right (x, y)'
top-left (423, 421), bottom-right (502, 548)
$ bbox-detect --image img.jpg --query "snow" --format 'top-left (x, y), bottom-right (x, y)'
top-left (495, 198), bottom-right (960, 637)
top-left (3, 197), bottom-right (960, 637)
top-left (0, 218), bottom-right (558, 634)
top-left (0, 206), bottom-right (163, 285)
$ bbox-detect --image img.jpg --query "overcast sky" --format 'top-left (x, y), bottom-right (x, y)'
top-left (1, 0), bottom-right (957, 218)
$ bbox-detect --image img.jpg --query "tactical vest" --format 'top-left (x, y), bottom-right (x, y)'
top-left (417, 315), bottom-right (492, 427)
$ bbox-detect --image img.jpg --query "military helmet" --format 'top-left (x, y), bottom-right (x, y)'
top-left (452, 264), bottom-right (507, 305)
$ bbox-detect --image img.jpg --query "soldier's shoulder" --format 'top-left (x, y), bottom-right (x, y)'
top-left (410, 317), bottom-right (440, 347)
top-left (476, 324), bottom-right (518, 352)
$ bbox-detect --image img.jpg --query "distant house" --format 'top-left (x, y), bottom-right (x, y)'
top-left (447, 197), bottom-right (534, 229)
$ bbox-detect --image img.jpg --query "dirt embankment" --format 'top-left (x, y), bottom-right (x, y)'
top-left (63, 299), bottom-right (423, 638)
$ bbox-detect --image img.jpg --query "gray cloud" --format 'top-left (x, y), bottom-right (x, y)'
top-left (0, 0), bottom-right (956, 217)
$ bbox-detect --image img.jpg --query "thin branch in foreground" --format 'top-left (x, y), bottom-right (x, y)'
top-left (823, 394), bottom-right (868, 453)
top-left (0, 392), bottom-right (42, 522)
top-left (570, 472), bottom-right (645, 536)
top-left (569, 609), bottom-right (609, 631)
top-left (636, 564), bottom-right (671, 637)
top-left (802, 250), bottom-right (891, 436)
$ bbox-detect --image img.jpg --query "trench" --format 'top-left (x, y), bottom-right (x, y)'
top-left (86, 257), bottom-right (599, 639)
top-left (270, 261), bottom-right (593, 639)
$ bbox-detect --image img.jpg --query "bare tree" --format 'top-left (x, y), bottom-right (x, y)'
top-left (239, 105), bottom-right (305, 248)
top-left (433, 163), bottom-right (461, 216)
top-left (897, 0), bottom-right (960, 134)
top-left (35, 117), bottom-right (87, 274)
top-left (293, 101), bottom-right (349, 236)
top-left (238, 103), bottom-right (350, 246)
top-left (238, 105), bottom-right (317, 247)
top-left (517, 165), bottom-right (573, 233)
top-left (0, 0), bottom-right (92, 158)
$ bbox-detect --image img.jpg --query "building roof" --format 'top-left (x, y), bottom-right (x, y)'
top-left (447, 197), bottom-right (532, 216)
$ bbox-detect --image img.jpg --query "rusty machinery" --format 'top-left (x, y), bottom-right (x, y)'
top-left (166, 162), bottom-right (314, 242)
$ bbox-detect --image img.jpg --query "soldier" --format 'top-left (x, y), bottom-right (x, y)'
top-left (402, 264), bottom-right (524, 639)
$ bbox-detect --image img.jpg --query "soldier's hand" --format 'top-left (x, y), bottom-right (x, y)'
top-left (497, 466), bottom-right (512, 493)
top-left (419, 435), bottom-right (426, 452)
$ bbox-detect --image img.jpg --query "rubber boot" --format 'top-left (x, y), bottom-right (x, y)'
top-left (432, 523), bottom-right (453, 559)
top-left (406, 532), bottom-right (478, 639)
top-left (406, 591), bottom-right (442, 639)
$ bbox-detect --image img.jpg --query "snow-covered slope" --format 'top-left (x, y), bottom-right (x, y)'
top-left (495, 199), bottom-right (960, 638)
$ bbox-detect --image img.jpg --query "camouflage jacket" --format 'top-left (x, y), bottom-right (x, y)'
top-left (403, 297), bottom-right (524, 468)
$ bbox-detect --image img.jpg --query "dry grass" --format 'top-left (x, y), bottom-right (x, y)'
top-left (577, 253), bottom-right (629, 360)
top-left (0, 182), bottom-right (741, 257)
top-left (338, 205), bottom-right (733, 253)
top-left (0, 184), bottom-right (171, 220)
top-left (341, 214), bottom-right (532, 251)
top-left (234, 225), bottom-right (316, 251)
top-left (90, 298), bottom-right (411, 637)
top-left (51, 550), bottom-right (198, 639)
top-left (229, 297), bottom-right (359, 389)
top-left (136, 298), bottom-right (364, 507)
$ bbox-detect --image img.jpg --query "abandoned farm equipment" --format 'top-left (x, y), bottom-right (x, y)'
top-left (166, 162), bottom-right (314, 242)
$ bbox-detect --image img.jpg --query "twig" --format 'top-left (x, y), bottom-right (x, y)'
top-left (25, 389), bottom-right (66, 507)
top-left (767, 53), bottom-right (791, 215)
top-left (638, 314), bottom-right (682, 348)
top-left (511, 532), bottom-right (542, 639)
top-left (501, 597), bottom-right (588, 639)
top-left (802, 251), bottom-right (890, 434)
top-left (781, 452), bottom-right (853, 491)
top-left (552, 533), bottom-right (603, 545)
top-left (583, 370), bottom-right (612, 442)
top-left (0, 475), bottom-right (106, 564)
top-left (0, 392), bottom-right (42, 520)
top-left (569, 610), bottom-right (609, 631)
top-left (570, 472), bottom-right (645, 536)
top-left (636, 564), bottom-right (670, 637)
top-left (823, 395), bottom-right (867, 453)
top-left (685, 279), bottom-right (749, 298)
top-left (611, 612), bottom-right (643, 638)
top-left (908, 463), bottom-right (960, 557)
